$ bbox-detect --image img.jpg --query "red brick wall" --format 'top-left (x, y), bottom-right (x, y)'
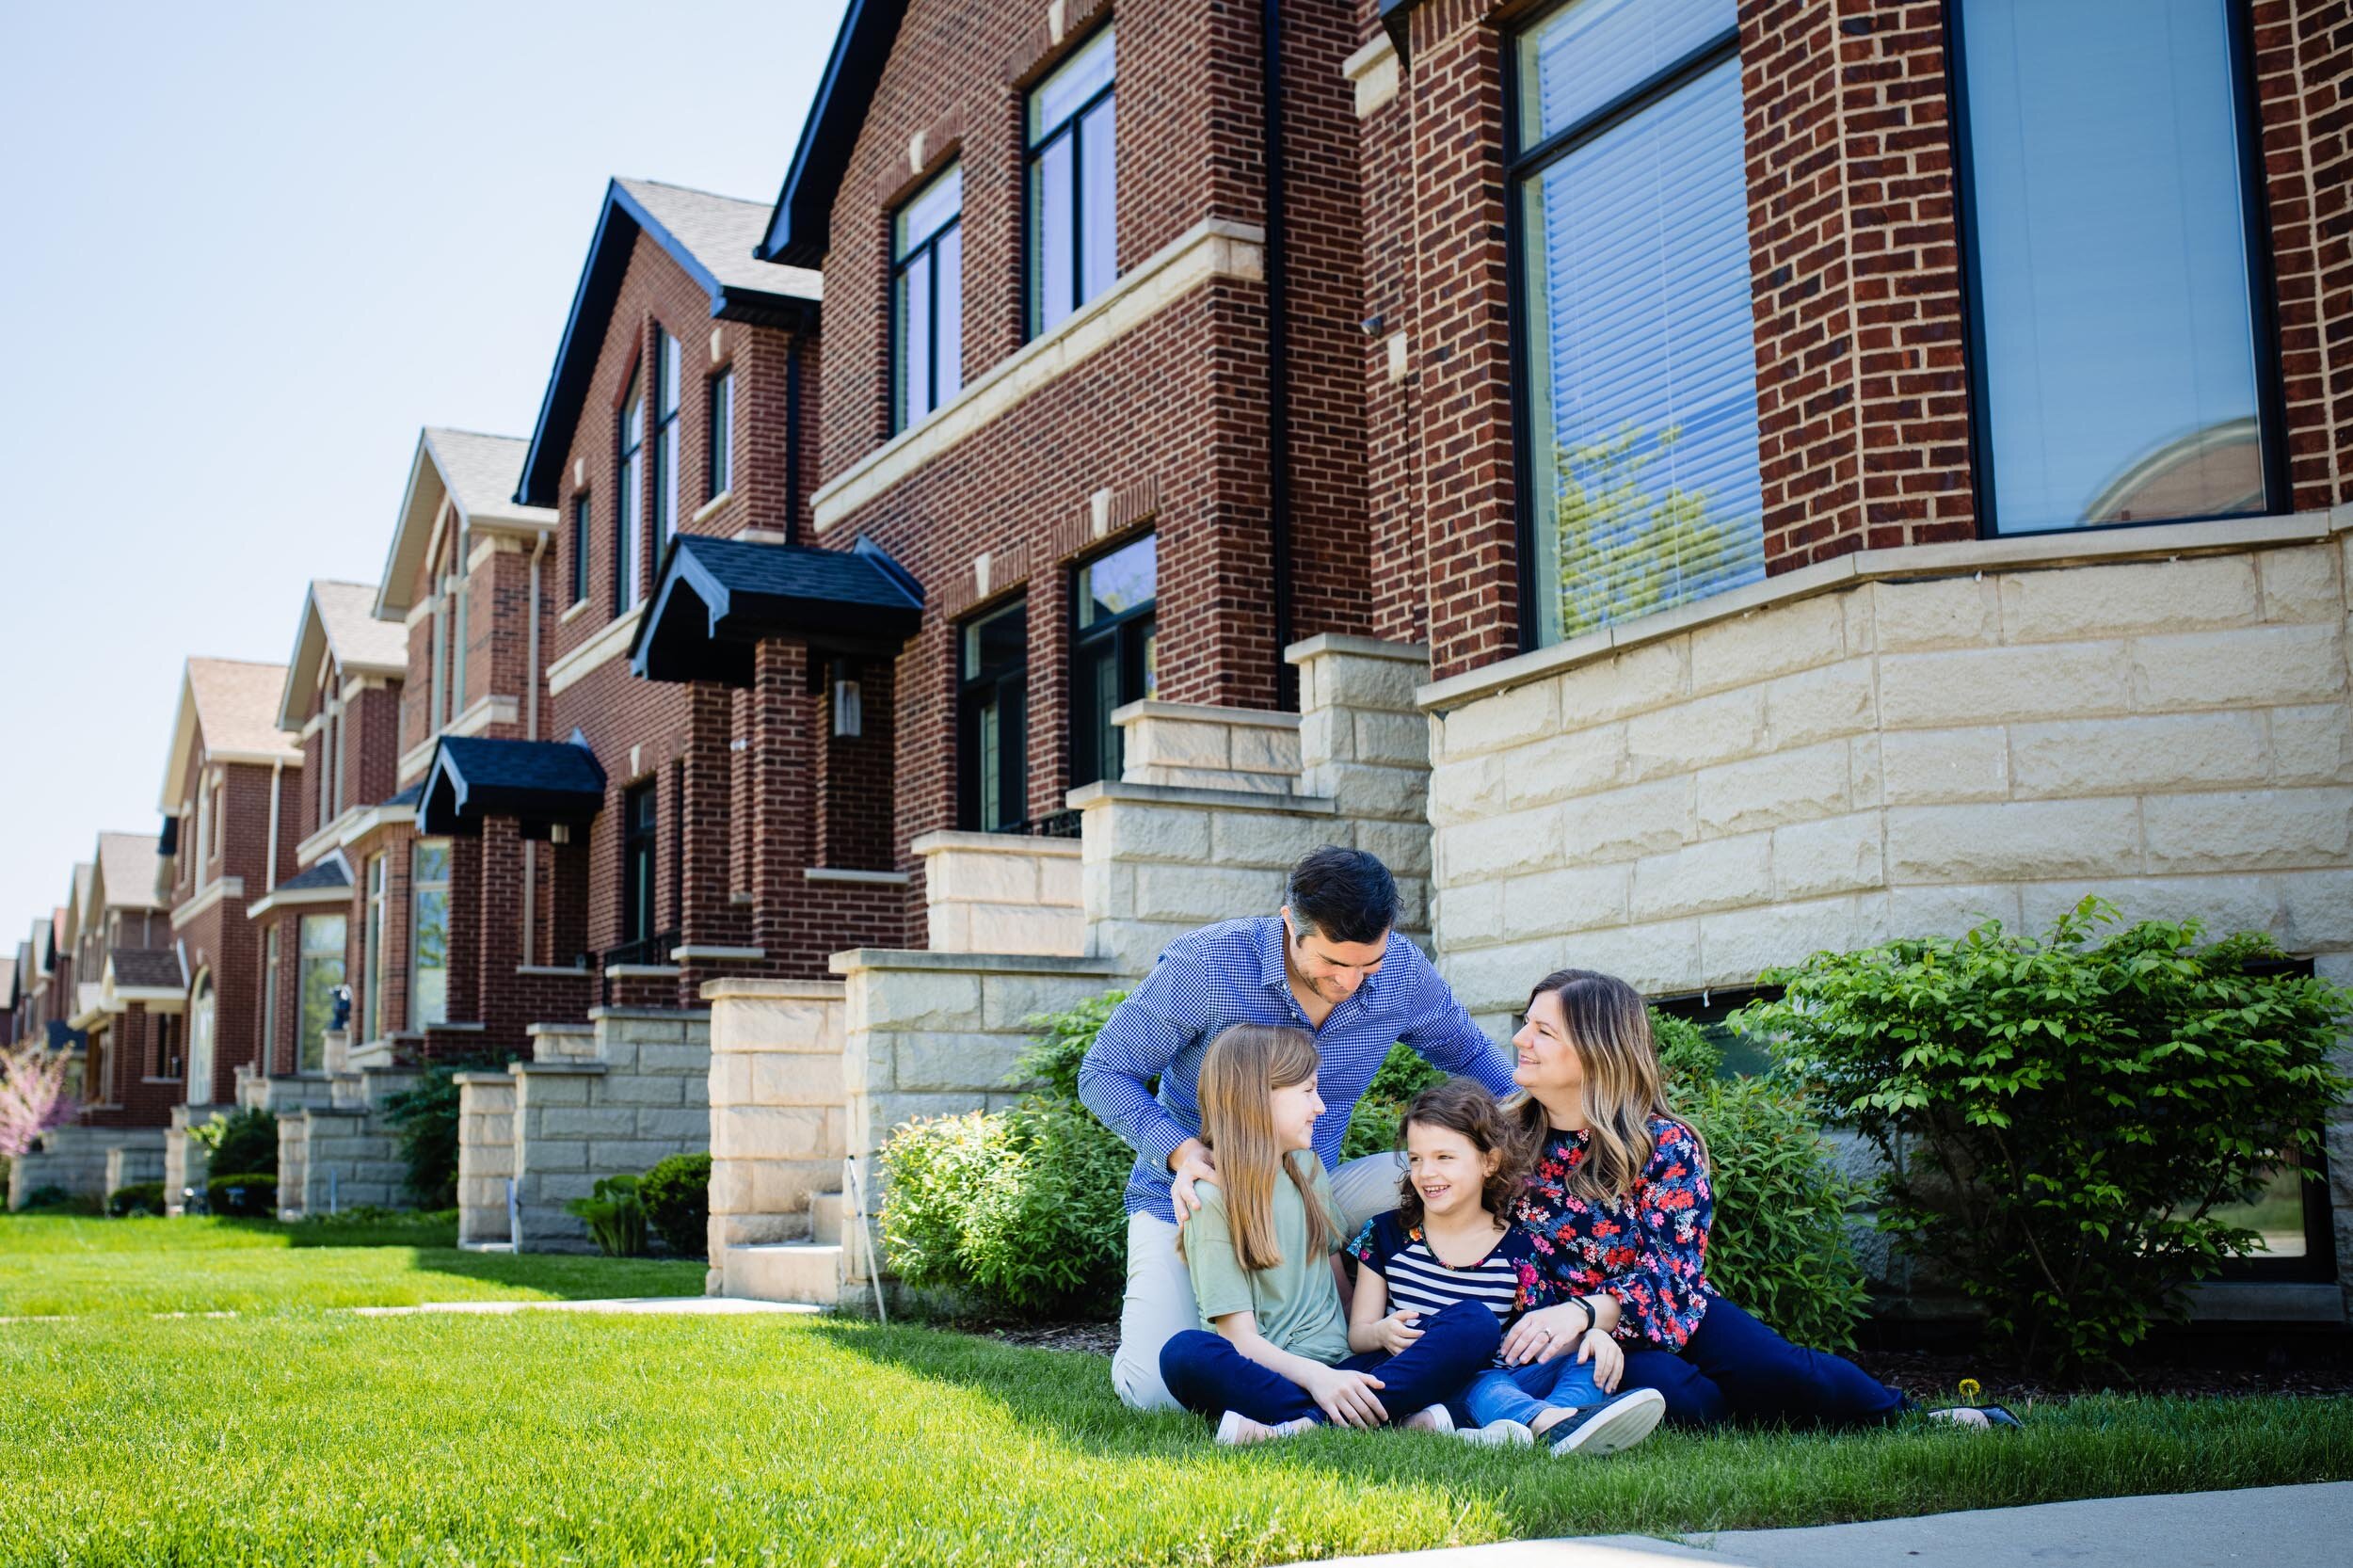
top-left (2253, 0), bottom-right (2353, 511)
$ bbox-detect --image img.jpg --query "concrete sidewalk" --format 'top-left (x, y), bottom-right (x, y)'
top-left (1298, 1482), bottom-right (2353, 1568)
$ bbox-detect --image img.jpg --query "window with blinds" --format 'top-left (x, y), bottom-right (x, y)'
top-left (1513, 0), bottom-right (1764, 648)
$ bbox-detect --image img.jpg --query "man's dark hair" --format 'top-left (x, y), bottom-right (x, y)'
top-left (1283, 846), bottom-right (1399, 946)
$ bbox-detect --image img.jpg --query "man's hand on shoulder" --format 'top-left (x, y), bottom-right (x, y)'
top-left (1169, 1138), bottom-right (1218, 1223)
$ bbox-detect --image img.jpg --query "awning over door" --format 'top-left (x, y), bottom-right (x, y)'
top-left (630, 534), bottom-right (923, 688)
top-left (418, 735), bottom-right (607, 839)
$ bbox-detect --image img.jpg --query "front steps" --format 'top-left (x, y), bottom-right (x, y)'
top-left (720, 1191), bottom-right (855, 1307)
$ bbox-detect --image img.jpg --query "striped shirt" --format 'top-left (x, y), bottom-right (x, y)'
top-left (1077, 916), bottom-right (1519, 1217)
top-left (1350, 1211), bottom-right (1551, 1364)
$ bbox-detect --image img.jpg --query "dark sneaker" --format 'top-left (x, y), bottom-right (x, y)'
top-left (1545, 1386), bottom-right (1668, 1456)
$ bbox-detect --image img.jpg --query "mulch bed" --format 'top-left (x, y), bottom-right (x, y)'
top-left (972, 1322), bottom-right (2353, 1405)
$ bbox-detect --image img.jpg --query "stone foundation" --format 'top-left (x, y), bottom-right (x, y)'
top-left (455, 1072), bottom-right (516, 1246)
top-left (163, 1106), bottom-right (216, 1216)
top-left (915, 832), bottom-right (1083, 955)
top-left (7, 1126), bottom-right (165, 1208)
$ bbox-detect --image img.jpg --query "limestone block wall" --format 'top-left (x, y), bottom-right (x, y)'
top-left (163, 1109), bottom-right (210, 1216)
top-left (507, 1007), bottom-right (711, 1252)
top-left (103, 1134), bottom-right (166, 1196)
top-left (286, 1107), bottom-right (408, 1212)
top-left (704, 980), bottom-right (847, 1260)
top-left (7, 1127), bottom-right (155, 1208)
top-left (915, 832), bottom-right (1084, 955)
top-left (1115, 699), bottom-right (1302, 794)
top-left (1420, 516), bottom-right (2353, 1030)
top-left (455, 1073), bottom-right (515, 1245)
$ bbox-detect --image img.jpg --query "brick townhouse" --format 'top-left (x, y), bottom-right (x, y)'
top-left (0, 954), bottom-right (16, 1048)
top-left (628, 0), bottom-right (1391, 946)
top-left (379, 427), bottom-right (578, 1056)
top-left (58, 830), bottom-right (180, 1131)
top-left (431, 176), bottom-right (867, 1009)
top-left (239, 580), bottom-right (417, 1082)
top-left (156, 658), bottom-right (303, 1109)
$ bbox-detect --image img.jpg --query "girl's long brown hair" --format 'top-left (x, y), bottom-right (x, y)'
top-left (1181, 1023), bottom-right (1336, 1272)
top-left (1393, 1077), bottom-right (1529, 1230)
top-left (1508, 968), bottom-right (1705, 1203)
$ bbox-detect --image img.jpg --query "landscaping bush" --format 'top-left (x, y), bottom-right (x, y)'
top-left (1338, 1042), bottom-right (1449, 1160)
top-left (379, 1056), bottom-right (504, 1209)
top-left (566, 1174), bottom-right (648, 1257)
top-left (1738, 896), bottom-right (2353, 1375)
top-left (17, 1184), bottom-right (82, 1213)
top-left (191, 1107), bottom-right (278, 1177)
top-left (205, 1173), bottom-right (278, 1218)
top-left (105, 1181), bottom-right (167, 1218)
top-left (639, 1152), bottom-right (711, 1258)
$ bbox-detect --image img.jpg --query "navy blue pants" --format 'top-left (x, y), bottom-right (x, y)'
top-left (1159, 1299), bottom-right (1502, 1427)
top-left (1616, 1296), bottom-right (1905, 1428)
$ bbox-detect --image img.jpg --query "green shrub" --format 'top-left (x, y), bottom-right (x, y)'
top-left (18, 1184), bottom-right (82, 1212)
top-left (639, 1152), bottom-right (712, 1258)
top-left (566, 1174), bottom-right (647, 1257)
top-left (1339, 1043), bottom-right (1449, 1160)
top-left (1737, 897), bottom-right (2353, 1375)
top-left (191, 1108), bottom-right (278, 1177)
top-left (205, 1174), bottom-right (278, 1218)
top-left (379, 1057), bottom-right (503, 1209)
top-left (106, 1182), bottom-right (167, 1218)
top-left (1011, 990), bottom-right (1126, 1103)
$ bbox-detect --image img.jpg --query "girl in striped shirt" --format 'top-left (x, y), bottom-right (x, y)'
top-left (1347, 1078), bottom-right (1667, 1454)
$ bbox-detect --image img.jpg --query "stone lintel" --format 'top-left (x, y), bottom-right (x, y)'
top-left (912, 829), bottom-right (1083, 859)
top-left (827, 949), bottom-right (1119, 979)
top-left (700, 978), bottom-right (847, 1002)
top-left (1066, 780), bottom-right (1339, 816)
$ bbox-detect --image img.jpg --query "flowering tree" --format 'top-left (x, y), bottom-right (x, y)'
top-left (0, 1040), bottom-right (78, 1158)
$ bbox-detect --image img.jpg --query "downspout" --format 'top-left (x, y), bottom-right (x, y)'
top-left (523, 532), bottom-right (548, 967)
top-left (1260, 0), bottom-right (1297, 710)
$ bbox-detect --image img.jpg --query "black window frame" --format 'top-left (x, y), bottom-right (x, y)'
top-left (956, 598), bottom-right (1030, 833)
top-left (1501, 6), bottom-right (1744, 657)
top-left (615, 360), bottom-right (645, 612)
top-left (1023, 23), bottom-right (1117, 342)
top-left (621, 780), bottom-right (657, 947)
top-left (652, 328), bottom-right (682, 554)
top-left (1945, 0), bottom-right (2290, 541)
top-left (890, 163), bottom-right (963, 434)
top-left (1068, 535), bottom-right (1157, 791)
top-left (707, 367), bottom-right (734, 500)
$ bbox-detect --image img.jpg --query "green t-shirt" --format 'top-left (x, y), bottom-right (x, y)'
top-left (1183, 1152), bottom-right (1351, 1366)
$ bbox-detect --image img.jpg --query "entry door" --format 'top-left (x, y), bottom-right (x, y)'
top-left (185, 976), bottom-right (216, 1105)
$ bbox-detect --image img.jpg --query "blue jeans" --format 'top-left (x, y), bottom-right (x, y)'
top-left (1455, 1352), bottom-right (1609, 1429)
top-left (1616, 1296), bottom-right (1905, 1428)
top-left (1159, 1299), bottom-right (1502, 1427)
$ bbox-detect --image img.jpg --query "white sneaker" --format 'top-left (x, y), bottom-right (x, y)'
top-left (1543, 1387), bottom-right (1668, 1455)
top-left (1215, 1410), bottom-right (1316, 1446)
top-left (1457, 1418), bottom-right (1536, 1448)
top-left (1401, 1403), bottom-right (1456, 1435)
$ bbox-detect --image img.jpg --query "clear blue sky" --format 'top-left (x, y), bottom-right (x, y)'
top-left (0, 0), bottom-right (848, 939)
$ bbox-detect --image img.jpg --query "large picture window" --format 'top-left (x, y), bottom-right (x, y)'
top-left (894, 164), bottom-right (964, 432)
top-left (297, 912), bottom-right (345, 1073)
top-left (616, 362), bottom-right (645, 609)
top-left (1953, 0), bottom-right (2279, 534)
top-left (958, 600), bottom-right (1029, 833)
top-left (1028, 26), bottom-right (1116, 336)
top-left (1512, 0), bottom-right (1764, 648)
top-left (1070, 534), bottom-right (1156, 790)
top-left (411, 840), bottom-right (450, 1028)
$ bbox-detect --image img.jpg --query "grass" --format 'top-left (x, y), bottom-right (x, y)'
top-left (0, 1212), bottom-right (706, 1318)
top-left (3, 1215), bottom-right (2348, 1565)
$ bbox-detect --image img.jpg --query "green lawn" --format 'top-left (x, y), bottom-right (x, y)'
top-left (0, 1213), bottom-right (706, 1317)
top-left (3, 1215), bottom-right (2349, 1566)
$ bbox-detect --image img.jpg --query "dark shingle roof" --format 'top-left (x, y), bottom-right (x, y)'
top-left (633, 534), bottom-right (924, 688)
top-left (110, 948), bottom-right (185, 991)
top-left (273, 858), bottom-right (351, 894)
top-left (420, 737), bottom-right (607, 838)
top-left (764, 0), bottom-right (910, 266)
top-left (379, 782), bottom-right (424, 809)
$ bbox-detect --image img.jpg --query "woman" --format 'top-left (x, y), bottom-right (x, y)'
top-left (1496, 968), bottom-right (2015, 1430)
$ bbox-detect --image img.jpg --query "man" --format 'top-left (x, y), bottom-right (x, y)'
top-left (1079, 844), bottom-right (1519, 1411)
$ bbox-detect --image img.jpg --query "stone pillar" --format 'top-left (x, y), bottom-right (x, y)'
top-left (705, 979), bottom-right (847, 1264)
top-left (1289, 633), bottom-right (1436, 935)
top-left (1115, 700), bottom-right (1301, 794)
top-left (913, 831), bottom-right (1085, 955)
top-left (455, 1072), bottom-right (516, 1246)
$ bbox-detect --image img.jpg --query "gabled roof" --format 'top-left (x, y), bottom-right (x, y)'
top-left (106, 946), bottom-right (185, 994)
top-left (376, 429), bottom-right (558, 618)
top-left (0, 955), bottom-right (16, 1009)
top-left (633, 533), bottom-right (925, 687)
top-left (157, 658), bottom-right (302, 810)
top-left (94, 833), bottom-right (165, 916)
top-left (517, 178), bottom-right (823, 508)
top-left (280, 580), bottom-right (408, 728)
top-left (64, 863), bottom-right (93, 948)
top-left (419, 735), bottom-right (607, 839)
top-left (26, 921), bottom-right (49, 976)
top-left (762, 0), bottom-right (910, 267)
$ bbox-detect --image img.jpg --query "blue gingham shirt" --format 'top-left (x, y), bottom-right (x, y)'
top-left (1078, 916), bottom-right (1517, 1216)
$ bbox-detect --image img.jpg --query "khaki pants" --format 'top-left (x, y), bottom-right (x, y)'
top-left (1111, 1152), bottom-right (1408, 1411)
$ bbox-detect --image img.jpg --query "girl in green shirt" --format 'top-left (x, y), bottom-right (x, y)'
top-left (1159, 1024), bottom-right (1505, 1444)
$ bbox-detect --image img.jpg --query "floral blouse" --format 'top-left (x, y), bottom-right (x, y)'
top-left (1511, 1114), bottom-right (1716, 1350)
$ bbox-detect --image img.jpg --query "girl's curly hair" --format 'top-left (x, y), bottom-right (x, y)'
top-left (1392, 1076), bottom-right (1531, 1230)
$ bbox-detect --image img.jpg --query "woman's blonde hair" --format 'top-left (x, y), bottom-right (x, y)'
top-left (1181, 1023), bottom-right (1336, 1272)
top-left (1507, 968), bottom-right (1705, 1203)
